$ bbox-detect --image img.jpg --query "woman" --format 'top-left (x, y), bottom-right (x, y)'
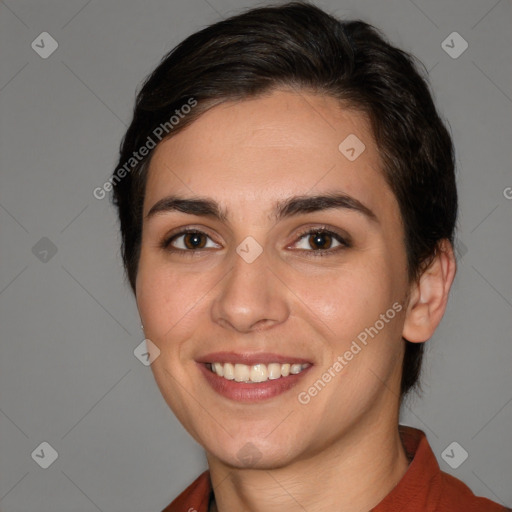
top-left (111, 2), bottom-right (509, 511)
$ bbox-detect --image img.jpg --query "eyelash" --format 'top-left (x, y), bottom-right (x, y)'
top-left (161, 226), bottom-right (351, 257)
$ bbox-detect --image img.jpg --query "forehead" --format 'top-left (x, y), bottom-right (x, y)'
top-left (144, 89), bottom-right (396, 220)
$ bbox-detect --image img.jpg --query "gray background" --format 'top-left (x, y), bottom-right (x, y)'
top-left (0, 0), bottom-right (510, 510)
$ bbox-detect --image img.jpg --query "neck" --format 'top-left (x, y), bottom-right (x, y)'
top-left (207, 417), bottom-right (409, 512)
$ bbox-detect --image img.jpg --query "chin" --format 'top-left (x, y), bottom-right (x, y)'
top-left (207, 442), bottom-right (300, 471)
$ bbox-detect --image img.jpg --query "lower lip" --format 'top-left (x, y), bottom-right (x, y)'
top-left (197, 363), bottom-right (312, 403)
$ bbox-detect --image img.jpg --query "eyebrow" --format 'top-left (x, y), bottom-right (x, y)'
top-left (146, 192), bottom-right (378, 224)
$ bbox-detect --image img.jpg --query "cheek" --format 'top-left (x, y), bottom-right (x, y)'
top-left (136, 258), bottom-right (186, 338)
top-left (293, 264), bottom-right (394, 335)
top-left (136, 257), bottom-right (216, 353)
top-left (292, 264), bottom-right (405, 392)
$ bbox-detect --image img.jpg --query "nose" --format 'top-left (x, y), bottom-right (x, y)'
top-left (211, 246), bottom-right (290, 333)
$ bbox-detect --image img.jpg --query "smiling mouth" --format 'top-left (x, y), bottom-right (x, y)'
top-left (206, 362), bottom-right (311, 383)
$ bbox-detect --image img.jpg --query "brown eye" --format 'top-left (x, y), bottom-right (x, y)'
top-left (182, 232), bottom-right (207, 249)
top-left (308, 231), bottom-right (334, 250)
top-left (292, 228), bottom-right (350, 256)
top-left (163, 229), bottom-right (221, 253)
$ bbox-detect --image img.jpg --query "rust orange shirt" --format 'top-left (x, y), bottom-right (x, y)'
top-left (162, 426), bottom-right (509, 512)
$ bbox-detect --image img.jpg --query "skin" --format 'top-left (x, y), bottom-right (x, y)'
top-left (135, 89), bottom-right (456, 512)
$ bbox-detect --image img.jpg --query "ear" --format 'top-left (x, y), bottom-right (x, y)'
top-left (402, 239), bottom-right (457, 343)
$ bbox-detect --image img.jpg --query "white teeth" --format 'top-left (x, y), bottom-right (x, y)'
top-left (234, 363), bottom-right (250, 382)
top-left (290, 364), bottom-right (302, 374)
top-left (213, 362), bottom-right (224, 377)
top-left (267, 363), bottom-right (281, 380)
top-left (223, 362), bottom-right (234, 380)
top-left (250, 364), bottom-right (268, 382)
top-left (210, 362), bottom-right (309, 382)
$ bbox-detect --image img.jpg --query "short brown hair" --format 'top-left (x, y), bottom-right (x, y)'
top-left (112, 1), bottom-right (457, 397)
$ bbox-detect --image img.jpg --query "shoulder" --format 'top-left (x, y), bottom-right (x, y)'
top-left (161, 470), bottom-right (212, 512)
top-left (375, 426), bottom-right (510, 512)
top-left (437, 470), bottom-right (509, 512)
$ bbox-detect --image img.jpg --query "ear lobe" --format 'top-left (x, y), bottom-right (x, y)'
top-left (402, 239), bottom-right (457, 343)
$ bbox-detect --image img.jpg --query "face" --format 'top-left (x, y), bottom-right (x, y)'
top-left (136, 89), bottom-right (411, 469)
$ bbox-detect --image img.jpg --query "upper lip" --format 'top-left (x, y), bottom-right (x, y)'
top-left (196, 351), bottom-right (313, 366)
